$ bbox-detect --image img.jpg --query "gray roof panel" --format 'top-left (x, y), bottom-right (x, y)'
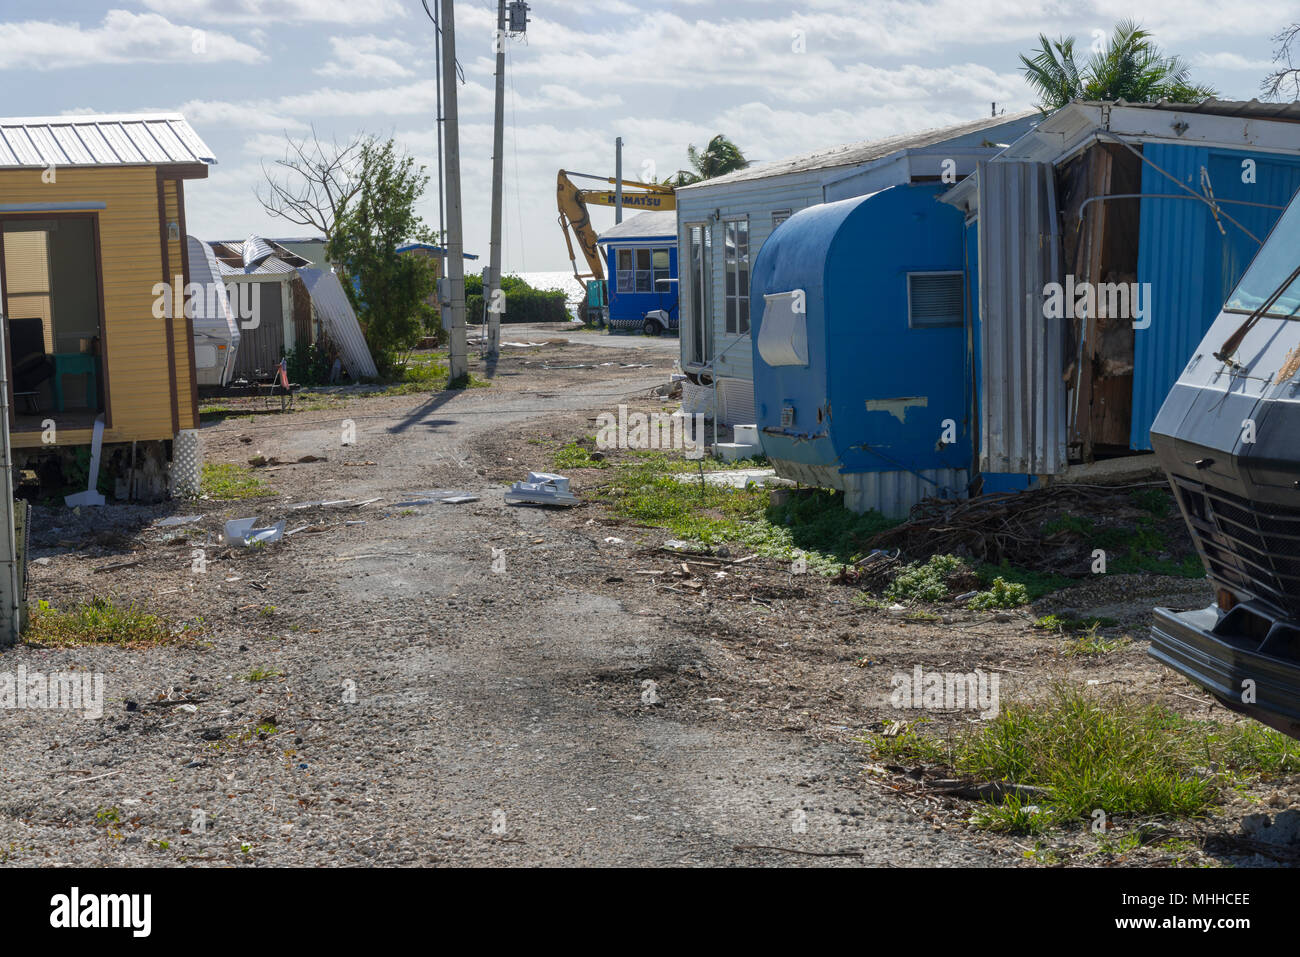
top-left (0, 113), bottom-right (215, 169)
top-left (678, 111), bottom-right (1038, 191)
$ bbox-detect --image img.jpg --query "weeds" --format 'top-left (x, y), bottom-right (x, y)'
top-left (866, 683), bottom-right (1253, 833)
top-left (25, 598), bottom-right (190, 648)
top-left (201, 463), bottom-right (275, 501)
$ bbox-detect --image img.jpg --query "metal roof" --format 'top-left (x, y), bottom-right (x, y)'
top-left (209, 237), bottom-right (309, 278)
top-left (678, 112), bottom-right (1038, 191)
top-left (597, 212), bottom-right (677, 243)
top-left (0, 113), bottom-right (216, 169)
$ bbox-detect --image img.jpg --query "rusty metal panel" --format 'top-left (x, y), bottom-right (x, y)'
top-left (976, 160), bottom-right (1067, 474)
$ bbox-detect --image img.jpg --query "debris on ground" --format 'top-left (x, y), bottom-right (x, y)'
top-left (223, 517), bottom-right (286, 546)
top-left (504, 472), bottom-right (579, 506)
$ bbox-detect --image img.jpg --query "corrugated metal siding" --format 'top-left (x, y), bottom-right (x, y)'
top-left (296, 268), bottom-right (378, 379)
top-left (0, 166), bottom-right (175, 449)
top-left (976, 160), bottom-right (1067, 473)
top-left (1131, 144), bottom-right (1300, 449)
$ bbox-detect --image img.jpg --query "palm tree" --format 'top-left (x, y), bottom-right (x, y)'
top-left (1020, 20), bottom-right (1217, 112)
top-left (662, 134), bottom-right (750, 186)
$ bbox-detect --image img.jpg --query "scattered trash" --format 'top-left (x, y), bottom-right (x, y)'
top-left (504, 472), bottom-right (579, 507)
top-left (223, 517), bottom-right (286, 546)
top-left (393, 490), bottom-right (479, 507)
top-left (603, 537), bottom-right (624, 544)
top-left (887, 603), bottom-right (908, 617)
top-left (154, 515), bottom-right (203, 527)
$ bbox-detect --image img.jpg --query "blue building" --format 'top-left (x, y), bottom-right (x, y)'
top-left (596, 211), bottom-right (678, 332)
top-left (942, 99), bottom-right (1300, 478)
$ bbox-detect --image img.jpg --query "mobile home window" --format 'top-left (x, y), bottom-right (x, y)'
top-left (907, 271), bottom-right (964, 328)
top-left (635, 248), bottom-right (653, 292)
top-left (652, 248), bottom-right (671, 289)
top-left (724, 219), bottom-right (750, 335)
top-left (616, 248), bottom-right (634, 293)
top-left (772, 210), bottom-right (792, 228)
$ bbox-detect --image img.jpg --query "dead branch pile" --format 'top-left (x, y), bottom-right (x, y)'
top-left (864, 482), bottom-right (1167, 569)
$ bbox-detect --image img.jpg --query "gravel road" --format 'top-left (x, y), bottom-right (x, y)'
top-left (0, 343), bottom-right (1012, 867)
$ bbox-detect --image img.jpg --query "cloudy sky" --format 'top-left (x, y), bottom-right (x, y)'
top-left (5, 1), bottom-right (1292, 271)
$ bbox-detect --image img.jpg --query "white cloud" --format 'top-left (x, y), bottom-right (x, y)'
top-left (0, 10), bottom-right (263, 70)
top-left (316, 36), bottom-right (416, 80)
top-left (140, 0), bottom-right (406, 26)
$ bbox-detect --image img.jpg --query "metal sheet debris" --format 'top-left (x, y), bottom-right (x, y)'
top-left (223, 517), bottom-right (285, 546)
top-left (295, 267), bottom-right (379, 379)
top-left (153, 515), bottom-right (203, 527)
top-left (504, 472), bottom-right (579, 507)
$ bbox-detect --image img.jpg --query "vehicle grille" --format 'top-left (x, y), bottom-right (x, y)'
top-left (1171, 476), bottom-right (1300, 618)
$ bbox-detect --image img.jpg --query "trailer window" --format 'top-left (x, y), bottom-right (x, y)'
top-left (616, 248), bottom-right (634, 293)
top-left (635, 248), bottom-right (652, 292)
top-left (1225, 194), bottom-right (1300, 319)
top-left (652, 248), bottom-right (671, 288)
top-left (724, 219), bottom-right (750, 335)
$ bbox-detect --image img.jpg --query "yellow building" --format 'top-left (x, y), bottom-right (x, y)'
top-left (0, 113), bottom-right (215, 497)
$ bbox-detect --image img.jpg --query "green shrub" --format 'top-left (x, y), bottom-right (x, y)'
top-left (466, 274), bottom-right (569, 324)
top-left (885, 554), bottom-right (969, 604)
top-left (968, 576), bottom-right (1030, 609)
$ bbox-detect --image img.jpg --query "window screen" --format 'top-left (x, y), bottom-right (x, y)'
top-left (907, 272), bottom-right (963, 328)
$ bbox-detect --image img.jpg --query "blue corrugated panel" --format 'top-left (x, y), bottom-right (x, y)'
top-left (1132, 144), bottom-right (1300, 449)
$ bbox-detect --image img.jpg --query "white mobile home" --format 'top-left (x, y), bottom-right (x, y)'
top-left (675, 112), bottom-right (1038, 425)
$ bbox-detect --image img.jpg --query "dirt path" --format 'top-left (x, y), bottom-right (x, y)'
top-left (0, 344), bottom-right (1013, 867)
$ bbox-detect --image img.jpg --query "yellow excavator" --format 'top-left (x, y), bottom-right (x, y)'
top-left (556, 170), bottom-right (676, 324)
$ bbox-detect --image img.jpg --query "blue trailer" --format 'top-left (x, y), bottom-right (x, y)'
top-left (749, 184), bottom-right (977, 517)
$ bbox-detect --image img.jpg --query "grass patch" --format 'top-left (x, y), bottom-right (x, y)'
top-left (372, 353), bottom-right (490, 395)
top-left (244, 668), bottom-right (284, 683)
top-left (25, 597), bottom-right (191, 648)
top-left (200, 463), bottom-right (275, 501)
top-left (976, 560), bottom-right (1076, 602)
top-left (866, 683), bottom-right (1268, 833)
top-left (592, 452), bottom-right (894, 572)
top-left (553, 438), bottom-right (609, 470)
top-left (1062, 626), bottom-right (1131, 657)
top-left (1034, 613), bottom-right (1119, 632)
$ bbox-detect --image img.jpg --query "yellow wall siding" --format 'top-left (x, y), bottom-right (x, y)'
top-left (163, 179), bottom-right (196, 430)
top-left (0, 165), bottom-right (188, 446)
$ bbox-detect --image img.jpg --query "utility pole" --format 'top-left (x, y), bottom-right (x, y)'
top-left (614, 136), bottom-right (624, 224)
top-left (0, 309), bottom-right (20, 646)
top-left (441, 0), bottom-right (468, 384)
top-left (485, 0), bottom-right (508, 359)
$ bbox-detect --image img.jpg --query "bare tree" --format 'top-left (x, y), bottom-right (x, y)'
top-left (255, 128), bottom-right (368, 239)
top-left (1263, 23), bottom-right (1300, 100)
